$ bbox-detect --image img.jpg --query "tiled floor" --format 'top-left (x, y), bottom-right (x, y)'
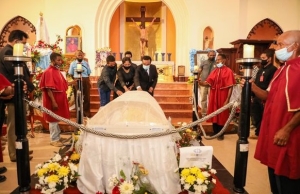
top-left (0, 131), bottom-right (270, 194)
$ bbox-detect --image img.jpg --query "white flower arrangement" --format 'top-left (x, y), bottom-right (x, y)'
top-left (108, 162), bottom-right (157, 194)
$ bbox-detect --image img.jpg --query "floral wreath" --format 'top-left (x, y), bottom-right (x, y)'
top-left (96, 47), bottom-right (111, 67)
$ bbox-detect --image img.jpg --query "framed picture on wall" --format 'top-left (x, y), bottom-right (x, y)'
top-left (194, 51), bottom-right (209, 67)
top-left (65, 36), bottom-right (81, 54)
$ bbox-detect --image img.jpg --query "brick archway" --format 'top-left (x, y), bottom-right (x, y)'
top-left (247, 18), bottom-right (283, 40)
top-left (0, 16), bottom-right (36, 48)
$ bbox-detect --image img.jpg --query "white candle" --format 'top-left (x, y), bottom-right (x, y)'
top-left (13, 43), bottom-right (24, 56)
top-left (243, 44), bottom-right (255, 58)
top-left (194, 66), bottom-right (199, 71)
top-left (76, 63), bottom-right (82, 70)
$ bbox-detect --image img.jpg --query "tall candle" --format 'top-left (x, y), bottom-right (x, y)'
top-left (77, 63), bottom-right (82, 70)
top-left (13, 43), bottom-right (24, 56)
top-left (243, 44), bottom-right (255, 58)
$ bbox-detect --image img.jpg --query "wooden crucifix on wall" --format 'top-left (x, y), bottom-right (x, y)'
top-left (126, 6), bottom-right (160, 56)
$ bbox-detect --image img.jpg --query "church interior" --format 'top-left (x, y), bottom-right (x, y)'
top-left (1, 0), bottom-right (300, 193)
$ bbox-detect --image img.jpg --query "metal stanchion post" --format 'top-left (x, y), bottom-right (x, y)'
top-left (233, 58), bottom-right (261, 193)
top-left (75, 68), bottom-right (84, 125)
top-left (4, 56), bottom-right (32, 193)
top-left (192, 69), bottom-right (199, 131)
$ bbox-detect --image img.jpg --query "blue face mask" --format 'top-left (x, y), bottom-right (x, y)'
top-left (275, 43), bottom-right (294, 62)
top-left (143, 65), bottom-right (149, 71)
top-left (216, 63), bottom-right (223, 68)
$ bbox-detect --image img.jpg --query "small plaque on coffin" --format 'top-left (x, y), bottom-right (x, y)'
top-left (179, 146), bottom-right (213, 168)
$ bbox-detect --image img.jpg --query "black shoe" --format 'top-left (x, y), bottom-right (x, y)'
top-left (217, 135), bottom-right (224, 141)
top-left (0, 175), bottom-right (6, 182)
top-left (0, 167), bottom-right (7, 174)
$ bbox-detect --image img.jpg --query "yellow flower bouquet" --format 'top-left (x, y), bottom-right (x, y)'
top-left (180, 165), bottom-right (216, 194)
top-left (34, 150), bottom-right (80, 194)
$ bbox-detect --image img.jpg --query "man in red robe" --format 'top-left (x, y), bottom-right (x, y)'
top-left (199, 54), bottom-right (235, 140)
top-left (0, 74), bottom-right (12, 183)
top-left (251, 30), bottom-right (300, 194)
top-left (40, 52), bottom-right (70, 147)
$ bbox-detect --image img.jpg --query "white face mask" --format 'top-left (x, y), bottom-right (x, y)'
top-left (216, 63), bottom-right (223, 68)
top-left (275, 43), bottom-right (294, 62)
top-left (143, 65), bottom-right (149, 71)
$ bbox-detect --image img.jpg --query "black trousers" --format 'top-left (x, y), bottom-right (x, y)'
top-left (0, 101), bottom-right (5, 136)
top-left (251, 97), bottom-right (264, 136)
top-left (212, 123), bottom-right (224, 137)
top-left (74, 77), bottom-right (91, 117)
top-left (268, 167), bottom-right (300, 194)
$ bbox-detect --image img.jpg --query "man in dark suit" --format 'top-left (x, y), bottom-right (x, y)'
top-left (134, 55), bottom-right (158, 96)
top-left (0, 30), bottom-right (34, 162)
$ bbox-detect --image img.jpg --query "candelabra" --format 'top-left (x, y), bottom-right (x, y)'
top-left (161, 53), bottom-right (165, 61)
top-left (4, 56), bottom-right (32, 193)
top-left (155, 53), bottom-right (158, 61)
top-left (233, 58), bottom-right (261, 193)
top-left (167, 53), bottom-right (172, 61)
top-left (192, 69), bottom-right (199, 131)
top-left (75, 68), bottom-right (84, 126)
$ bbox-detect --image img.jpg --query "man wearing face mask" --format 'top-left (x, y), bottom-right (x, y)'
top-left (198, 50), bottom-right (216, 117)
top-left (134, 55), bottom-right (158, 96)
top-left (199, 54), bottom-right (235, 140)
top-left (97, 55), bottom-right (123, 106)
top-left (249, 30), bottom-right (300, 194)
top-left (68, 50), bottom-right (92, 117)
top-left (250, 49), bottom-right (277, 139)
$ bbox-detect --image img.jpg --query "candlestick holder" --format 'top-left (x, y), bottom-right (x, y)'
top-left (167, 53), bottom-right (172, 61)
top-left (112, 52), bottom-right (116, 58)
top-left (155, 53), bottom-right (159, 61)
top-left (75, 68), bottom-right (84, 126)
top-left (119, 52), bottom-right (123, 60)
top-left (192, 69), bottom-right (199, 132)
top-left (4, 56), bottom-right (32, 193)
top-left (161, 53), bottom-right (165, 61)
top-left (233, 58), bottom-right (261, 193)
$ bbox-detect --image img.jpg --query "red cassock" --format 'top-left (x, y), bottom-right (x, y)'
top-left (39, 66), bottom-right (70, 122)
top-left (206, 66), bottom-right (235, 125)
top-left (0, 74), bottom-right (11, 92)
top-left (254, 57), bottom-right (300, 179)
top-left (0, 74), bottom-right (11, 162)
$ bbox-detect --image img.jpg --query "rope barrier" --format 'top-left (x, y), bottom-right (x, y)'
top-left (191, 85), bottom-right (241, 140)
top-left (24, 98), bottom-right (239, 139)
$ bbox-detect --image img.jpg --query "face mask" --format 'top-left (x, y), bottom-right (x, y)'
top-left (143, 65), bottom-right (149, 71)
top-left (209, 57), bottom-right (215, 61)
top-left (216, 63), bottom-right (223, 68)
top-left (77, 59), bottom-right (83, 62)
top-left (261, 59), bottom-right (268, 66)
top-left (108, 65), bottom-right (115, 69)
top-left (275, 44), bottom-right (294, 62)
top-left (123, 66), bottom-right (131, 70)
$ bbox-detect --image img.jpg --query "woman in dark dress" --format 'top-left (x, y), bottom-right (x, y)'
top-left (113, 57), bottom-right (136, 99)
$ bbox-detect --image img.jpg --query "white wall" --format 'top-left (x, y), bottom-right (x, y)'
top-left (0, 0), bottom-right (299, 75)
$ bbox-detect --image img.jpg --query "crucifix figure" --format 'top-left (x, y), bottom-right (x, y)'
top-left (126, 6), bottom-right (160, 57)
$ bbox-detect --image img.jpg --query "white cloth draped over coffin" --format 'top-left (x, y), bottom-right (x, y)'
top-left (77, 91), bottom-right (181, 194)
